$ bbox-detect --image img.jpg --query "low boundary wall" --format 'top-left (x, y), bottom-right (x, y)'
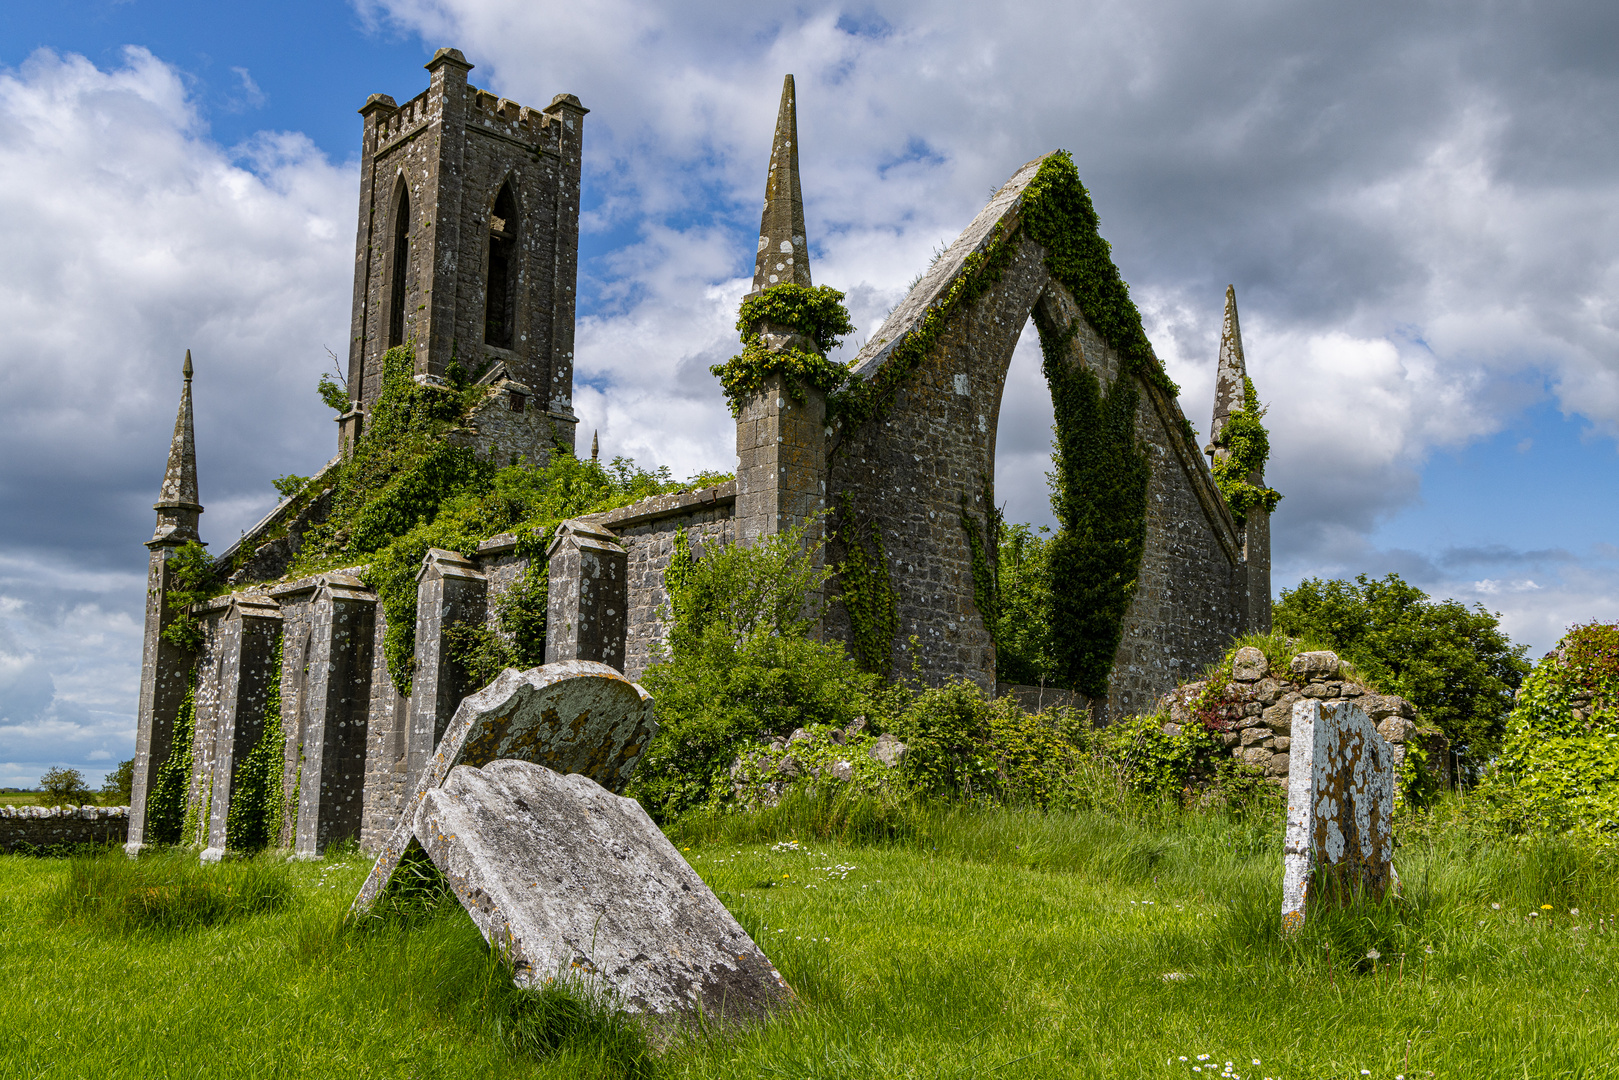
top-left (0, 806), bottom-right (129, 853)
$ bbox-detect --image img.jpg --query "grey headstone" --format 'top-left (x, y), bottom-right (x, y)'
top-left (416, 759), bottom-right (791, 1023)
top-left (1281, 699), bottom-right (1395, 931)
top-left (352, 661), bottom-right (656, 912)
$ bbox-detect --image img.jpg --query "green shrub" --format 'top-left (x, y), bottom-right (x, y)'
top-left (1275, 573), bottom-right (1529, 765)
top-left (1475, 622), bottom-right (1619, 846)
top-left (634, 525), bottom-right (899, 821)
top-left (36, 767), bottom-right (92, 808)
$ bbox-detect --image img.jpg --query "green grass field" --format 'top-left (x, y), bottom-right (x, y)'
top-left (3, 801), bottom-right (1617, 1079)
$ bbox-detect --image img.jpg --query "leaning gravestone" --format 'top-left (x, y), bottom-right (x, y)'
top-left (417, 759), bottom-right (792, 1022)
top-left (1281, 698), bottom-right (1396, 931)
top-left (352, 661), bottom-right (657, 912)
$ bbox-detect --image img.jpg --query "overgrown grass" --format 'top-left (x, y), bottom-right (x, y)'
top-left (5, 799), bottom-right (1619, 1078)
top-left (55, 848), bottom-right (293, 933)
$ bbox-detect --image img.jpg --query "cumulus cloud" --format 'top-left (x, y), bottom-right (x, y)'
top-left (0, 47), bottom-right (353, 783)
top-left (6, 3), bottom-right (1619, 780)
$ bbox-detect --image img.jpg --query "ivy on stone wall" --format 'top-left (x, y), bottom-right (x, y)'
top-left (828, 152), bottom-right (1195, 447)
top-left (225, 636), bottom-right (284, 852)
top-left (1020, 153), bottom-right (1183, 405)
top-left (827, 227), bottom-right (1016, 435)
top-left (959, 495), bottom-right (1002, 649)
top-left (444, 557), bottom-right (553, 691)
top-left (1211, 375), bottom-right (1283, 523)
top-left (1038, 314), bottom-right (1151, 701)
top-left (144, 671), bottom-right (197, 846)
top-left (833, 495), bottom-right (900, 675)
top-left (712, 284), bottom-right (856, 416)
top-left (161, 542), bottom-right (215, 652)
top-left (273, 346), bottom-right (690, 694)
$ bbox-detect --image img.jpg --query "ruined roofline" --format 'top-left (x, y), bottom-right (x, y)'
top-left (841, 151), bottom-right (1245, 565)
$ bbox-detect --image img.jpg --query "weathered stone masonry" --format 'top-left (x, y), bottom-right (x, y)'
top-left (131, 57), bottom-right (1276, 857)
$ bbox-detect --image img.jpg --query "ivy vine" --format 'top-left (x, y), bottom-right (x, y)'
top-left (160, 542), bottom-right (215, 652)
top-left (1211, 375), bottom-right (1283, 523)
top-left (225, 635), bottom-right (285, 852)
top-left (1038, 313), bottom-right (1151, 701)
top-left (827, 226), bottom-right (1016, 434)
top-left (711, 283), bottom-right (856, 416)
top-left (833, 495), bottom-right (899, 675)
top-left (144, 670), bottom-right (197, 846)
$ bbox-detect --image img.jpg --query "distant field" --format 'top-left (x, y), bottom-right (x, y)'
top-left (0, 793), bottom-right (120, 807)
top-left (2, 800), bottom-right (1617, 1079)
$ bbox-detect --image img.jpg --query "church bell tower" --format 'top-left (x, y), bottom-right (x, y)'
top-left (342, 48), bottom-right (587, 458)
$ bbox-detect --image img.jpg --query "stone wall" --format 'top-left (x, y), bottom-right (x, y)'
top-left (1158, 647), bottom-right (1448, 787)
top-left (597, 483), bottom-right (737, 681)
top-left (825, 155), bottom-right (1253, 718)
top-left (1, 806), bottom-right (128, 853)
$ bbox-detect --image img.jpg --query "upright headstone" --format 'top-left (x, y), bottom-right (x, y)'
top-left (1281, 698), bottom-right (1396, 930)
top-left (543, 520), bottom-right (628, 669)
top-left (415, 759), bottom-right (791, 1024)
top-left (408, 548), bottom-right (489, 791)
top-left (352, 661), bottom-right (657, 911)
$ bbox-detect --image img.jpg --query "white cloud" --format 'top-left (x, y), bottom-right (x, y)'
top-left (7, 3), bottom-right (1619, 772)
top-left (0, 47), bottom-right (353, 783)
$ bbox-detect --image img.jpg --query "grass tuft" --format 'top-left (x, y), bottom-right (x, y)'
top-left (55, 848), bottom-right (293, 934)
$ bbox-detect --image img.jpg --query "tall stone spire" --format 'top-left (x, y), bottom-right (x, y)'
top-left (151, 350), bottom-right (202, 546)
top-left (1206, 285), bottom-right (1247, 463)
top-left (751, 75), bottom-right (811, 293)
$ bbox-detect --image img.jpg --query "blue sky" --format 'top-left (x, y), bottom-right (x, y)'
top-left (1, 0), bottom-right (1617, 787)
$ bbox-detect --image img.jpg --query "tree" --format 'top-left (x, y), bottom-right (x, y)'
top-left (38, 766), bottom-right (91, 807)
top-left (1274, 573), bottom-right (1530, 767)
top-left (101, 759), bottom-right (134, 804)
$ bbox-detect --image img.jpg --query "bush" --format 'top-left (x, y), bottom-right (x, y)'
top-left (100, 759), bottom-right (133, 804)
top-left (634, 525), bottom-right (902, 821)
top-left (1275, 572), bottom-right (1529, 766)
top-left (37, 767), bottom-right (92, 807)
top-left (1475, 622), bottom-right (1619, 846)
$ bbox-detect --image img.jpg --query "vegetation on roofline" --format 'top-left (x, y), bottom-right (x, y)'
top-left (711, 283), bottom-right (856, 415)
top-left (1211, 375), bottom-right (1283, 522)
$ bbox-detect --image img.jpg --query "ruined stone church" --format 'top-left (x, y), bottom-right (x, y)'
top-left (130, 49), bottom-right (1272, 856)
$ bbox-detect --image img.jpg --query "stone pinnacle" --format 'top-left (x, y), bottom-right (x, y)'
top-left (752, 74), bottom-right (811, 293)
top-left (151, 349), bottom-right (203, 545)
top-left (1207, 285), bottom-right (1247, 461)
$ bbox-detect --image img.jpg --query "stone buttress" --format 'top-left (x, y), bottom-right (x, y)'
top-left (128, 353), bottom-right (204, 855)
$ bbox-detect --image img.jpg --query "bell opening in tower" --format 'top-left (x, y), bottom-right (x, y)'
top-left (387, 186), bottom-right (410, 350)
top-left (485, 182), bottom-right (517, 348)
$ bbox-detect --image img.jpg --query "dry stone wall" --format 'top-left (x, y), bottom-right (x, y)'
top-left (1, 806), bottom-right (129, 853)
top-left (1158, 647), bottom-right (1447, 787)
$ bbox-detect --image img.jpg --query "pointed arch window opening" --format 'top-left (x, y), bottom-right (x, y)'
top-left (387, 183), bottom-right (411, 350)
top-left (485, 181), bottom-right (517, 348)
